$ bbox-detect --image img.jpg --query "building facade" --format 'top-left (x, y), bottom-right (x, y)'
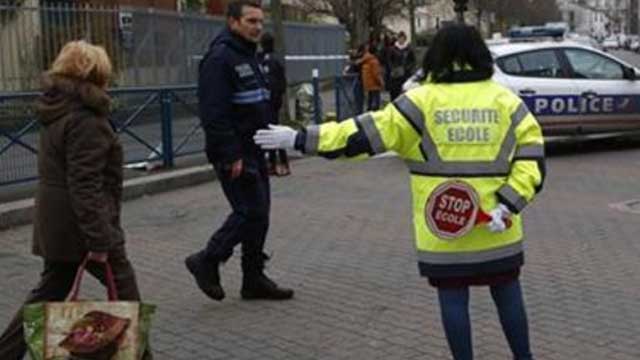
top-left (556, 0), bottom-right (634, 37)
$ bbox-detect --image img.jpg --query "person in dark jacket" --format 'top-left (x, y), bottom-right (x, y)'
top-left (0, 40), bottom-right (151, 359)
top-left (259, 32), bottom-right (290, 176)
top-left (343, 48), bottom-right (365, 114)
top-left (185, 0), bottom-right (294, 301)
top-left (388, 31), bottom-right (416, 100)
top-left (380, 34), bottom-right (395, 91)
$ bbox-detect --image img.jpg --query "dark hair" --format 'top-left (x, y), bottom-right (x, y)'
top-left (421, 24), bottom-right (493, 83)
top-left (261, 32), bottom-right (274, 53)
top-left (227, 0), bottom-right (261, 20)
top-left (398, 31), bottom-right (407, 39)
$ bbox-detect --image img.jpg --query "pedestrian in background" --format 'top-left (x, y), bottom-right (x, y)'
top-left (358, 43), bottom-right (384, 111)
top-left (0, 40), bottom-right (152, 359)
top-left (343, 48), bottom-right (365, 114)
top-left (186, 0), bottom-right (294, 302)
top-left (380, 34), bottom-right (396, 94)
top-left (388, 31), bottom-right (416, 100)
top-left (259, 32), bottom-right (290, 176)
top-left (255, 24), bottom-right (544, 360)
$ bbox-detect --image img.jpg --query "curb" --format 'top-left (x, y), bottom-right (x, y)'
top-left (0, 164), bottom-right (216, 230)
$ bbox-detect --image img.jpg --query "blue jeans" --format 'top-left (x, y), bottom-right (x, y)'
top-left (437, 280), bottom-right (533, 360)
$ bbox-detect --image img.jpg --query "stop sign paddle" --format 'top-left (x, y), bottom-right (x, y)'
top-left (425, 181), bottom-right (511, 240)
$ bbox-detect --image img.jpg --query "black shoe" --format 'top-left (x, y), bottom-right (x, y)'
top-left (185, 253), bottom-right (225, 301)
top-left (241, 273), bottom-right (294, 300)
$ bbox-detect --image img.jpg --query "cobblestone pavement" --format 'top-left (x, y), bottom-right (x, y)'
top-left (2, 138), bottom-right (640, 359)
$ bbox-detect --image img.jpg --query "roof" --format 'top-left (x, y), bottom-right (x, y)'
top-left (488, 40), bottom-right (593, 57)
top-left (487, 40), bottom-right (638, 71)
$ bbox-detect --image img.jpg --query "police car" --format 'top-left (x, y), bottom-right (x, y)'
top-left (404, 28), bottom-right (640, 136)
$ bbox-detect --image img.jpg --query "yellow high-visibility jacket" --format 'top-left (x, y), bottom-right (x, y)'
top-left (298, 79), bottom-right (545, 278)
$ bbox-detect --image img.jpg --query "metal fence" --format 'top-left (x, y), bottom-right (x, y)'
top-left (0, 80), bottom-right (345, 187)
top-left (0, 86), bottom-right (204, 186)
top-left (0, 73), bottom-right (373, 187)
top-left (0, 3), bottom-right (347, 92)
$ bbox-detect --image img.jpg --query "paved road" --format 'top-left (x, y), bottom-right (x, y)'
top-left (1, 137), bottom-right (640, 359)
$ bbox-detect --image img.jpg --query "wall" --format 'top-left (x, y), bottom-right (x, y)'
top-left (0, 0), bottom-right (42, 91)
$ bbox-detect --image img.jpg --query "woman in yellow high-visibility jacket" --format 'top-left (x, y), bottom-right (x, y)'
top-left (255, 24), bottom-right (544, 360)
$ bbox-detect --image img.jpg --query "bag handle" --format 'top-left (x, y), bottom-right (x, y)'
top-left (66, 256), bottom-right (118, 301)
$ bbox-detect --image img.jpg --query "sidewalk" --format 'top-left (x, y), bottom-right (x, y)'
top-left (2, 146), bottom-right (640, 359)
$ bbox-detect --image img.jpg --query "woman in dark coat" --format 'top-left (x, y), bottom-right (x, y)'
top-left (260, 32), bottom-right (290, 176)
top-left (0, 40), bottom-right (151, 359)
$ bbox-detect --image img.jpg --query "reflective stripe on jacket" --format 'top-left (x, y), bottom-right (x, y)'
top-left (302, 79), bottom-right (545, 278)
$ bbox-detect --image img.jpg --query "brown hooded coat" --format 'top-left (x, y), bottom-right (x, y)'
top-left (32, 74), bottom-right (124, 262)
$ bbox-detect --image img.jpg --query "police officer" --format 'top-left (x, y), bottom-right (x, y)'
top-left (255, 24), bottom-right (544, 359)
top-left (186, 0), bottom-right (293, 301)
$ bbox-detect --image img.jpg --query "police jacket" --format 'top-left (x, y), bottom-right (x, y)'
top-left (199, 27), bottom-right (271, 163)
top-left (294, 75), bottom-right (545, 279)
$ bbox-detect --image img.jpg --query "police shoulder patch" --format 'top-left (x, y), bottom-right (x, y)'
top-left (234, 63), bottom-right (254, 78)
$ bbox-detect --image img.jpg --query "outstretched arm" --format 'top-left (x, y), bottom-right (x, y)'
top-left (254, 96), bottom-right (422, 160)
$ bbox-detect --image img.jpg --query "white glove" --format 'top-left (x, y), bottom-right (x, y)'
top-left (487, 204), bottom-right (511, 233)
top-left (253, 124), bottom-right (298, 150)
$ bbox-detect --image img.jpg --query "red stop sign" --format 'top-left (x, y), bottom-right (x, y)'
top-left (425, 181), bottom-right (479, 240)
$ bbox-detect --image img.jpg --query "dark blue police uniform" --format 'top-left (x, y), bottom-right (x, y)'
top-left (197, 27), bottom-right (273, 275)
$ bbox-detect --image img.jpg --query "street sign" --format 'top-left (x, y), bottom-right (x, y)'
top-left (425, 181), bottom-right (479, 240)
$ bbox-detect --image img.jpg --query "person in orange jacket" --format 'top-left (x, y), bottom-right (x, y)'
top-left (358, 43), bottom-right (384, 111)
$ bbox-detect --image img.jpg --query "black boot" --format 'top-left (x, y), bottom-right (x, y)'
top-left (241, 253), bottom-right (294, 300)
top-left (241, 272), bottom-right (294, 300)
top-left (185, 251), bottom-right (225, 301)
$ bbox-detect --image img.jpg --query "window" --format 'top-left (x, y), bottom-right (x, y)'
top-left (564, 49), bottom-right (624, 80)
top-left (501, 56), bottom-right (521, 74)
top-left (498, 50), bottom-right (564, 78)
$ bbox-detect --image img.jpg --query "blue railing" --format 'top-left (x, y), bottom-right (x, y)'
top-left (0, 74), bottom-right (354, 187)
top-left (0, 85), bottom-right (202, 186)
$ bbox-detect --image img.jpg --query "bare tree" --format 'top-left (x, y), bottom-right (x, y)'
top-left (270, 0), bottom-right (291, 123)
top-left (472, 0), bottom-right (561, 32)
top-left (631, 0), bottom-right (638, 33)
top-left (296, 0), bottom-right (406, 47)
top-left (409, 0), bottom-right (417, 41)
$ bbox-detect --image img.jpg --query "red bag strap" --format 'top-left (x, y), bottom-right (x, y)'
top-left (66, 256), bottom-right (118, 301)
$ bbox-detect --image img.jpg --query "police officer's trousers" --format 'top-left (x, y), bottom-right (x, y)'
top-left (205, 155), bottom-right (271, 273)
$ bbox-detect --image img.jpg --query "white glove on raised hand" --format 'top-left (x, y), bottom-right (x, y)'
top-left (254, 124), bottom-right (298, 150)
top-left (487, 204), bottom-right (511, 233)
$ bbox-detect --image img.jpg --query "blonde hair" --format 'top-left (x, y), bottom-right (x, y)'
top-left (49, 40), bottom-right (112, 88)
